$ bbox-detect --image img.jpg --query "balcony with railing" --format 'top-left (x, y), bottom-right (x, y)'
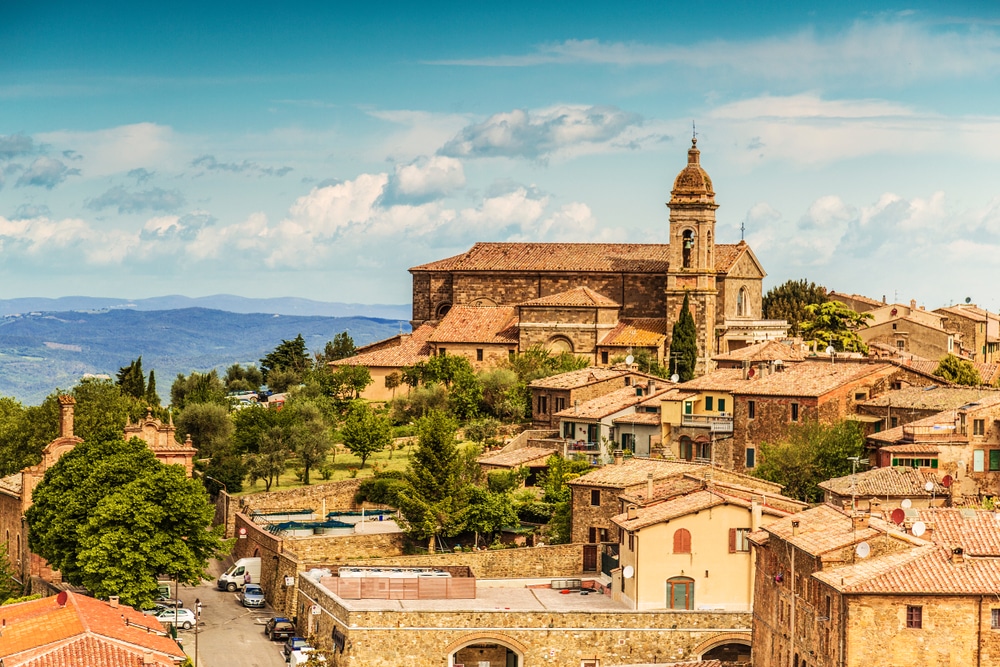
top-left (679, 414), bottom-right (734, 433)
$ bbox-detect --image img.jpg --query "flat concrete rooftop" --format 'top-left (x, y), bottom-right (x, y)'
top-left (316, 577), bottom-right (630, 613)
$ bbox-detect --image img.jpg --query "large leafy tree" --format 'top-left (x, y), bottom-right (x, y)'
top-left (116, 357), bottom-right (147, 401)
top-left (800, 301), bottom-right (873, 353)
top-left (341, 401), bottom-right (392, 469)
top-left (397, 411), bottom-right (466, 552)
top-left (223, 364), bottom-right (264, 392)
top-left (537, 454), bottom-right (592, 544)
top-left (934, 354), bottom-right (982, 386)
top-left (752, 420), bottom-right (865, 503)
top-left (464, 486), bottom-right (519, 547)
top-left (762, 279), bottom-right (829, 335)
top-left (174, 402), bottom-right (233, 456)
top-left (670, 292), bottom-right (698, 382)
top-left (287, 401), bottom-right (332, 484)
top-left (260, 334), bottom-right (312, 383)
top-left (26, 435), bottom-right (227, 606)
top-left (322, 332), bottom-right (356, 363)
top-left (170, 370), bottom-right (228, 411)
top-left (246, 425), bottom-right (292, 491)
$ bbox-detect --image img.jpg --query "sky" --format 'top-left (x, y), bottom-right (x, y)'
top-left (2, 1), bottom-right (1000, 310)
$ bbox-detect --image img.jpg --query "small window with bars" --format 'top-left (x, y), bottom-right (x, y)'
top-left (906, 605), bottom-right (922, 629)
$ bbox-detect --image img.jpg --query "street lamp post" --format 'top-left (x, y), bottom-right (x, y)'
top-left (194, 598), bottom-right (202, 667)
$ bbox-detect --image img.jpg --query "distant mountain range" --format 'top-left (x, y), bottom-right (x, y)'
top-left (0, 295), bottom-right (411, 320)
top-left (0, 306), bottom-right (411, 405)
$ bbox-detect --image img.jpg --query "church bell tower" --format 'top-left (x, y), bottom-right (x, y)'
top-left (665, 137), bottom-right (719, 375)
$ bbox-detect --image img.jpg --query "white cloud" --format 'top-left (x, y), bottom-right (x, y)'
top-left (429, 19), bottom-right (1000, 85)
top-left (37, 123), bottom-right (177, 177)
top-left (391, 155), bottom-right (465, 200)
top-left (367, 109), bottom-right (473, 161)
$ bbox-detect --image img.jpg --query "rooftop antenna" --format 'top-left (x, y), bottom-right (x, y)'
top-left (692, 120), bottom-right (697, 142)
top-left (740, 221), bottom-right (746, 241)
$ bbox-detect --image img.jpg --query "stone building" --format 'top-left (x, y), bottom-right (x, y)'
top-left (935, 303), bottom-right (1000, 363)
top-left (529, 365), bottom-right (657, 429)
top-left (407, 139), bottom-right (787, 375)
top-left (817, 466), bottom-right (948, 510)
top-left (124, 407), bottom-right (198, 477)
top-left (750, 504), bottom-right (1000, 667)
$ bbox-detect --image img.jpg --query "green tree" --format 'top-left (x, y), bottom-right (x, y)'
top-left (25, 435), bottom-right (227, 607)
top-left (116, 357), bottom-right (147, 400)
top-left (232, 404), bottom-right (284, 455)
top-left (145, 369), bottom-right (160, 406)
top-left (464, 486), bottom-right (519, 547)
top-left (385, 371), bottom-right (402, 399)
top-left (447, 365), bottom-right (483, 421)
top-left (478, 368), bottom-right (524, 421)
top-left (326, 332), bottom-right (356, 362)
top-left (670, 292), bottom-right (698, 382)
top-left (260, 334), bottom-right (312, 383)
top-left (800, 301), bottom-right (873, 353)
top-left (287, 401), bottom-right (332, 484)
top-left (611, 348), bottom-right (669, 378)
top-left (224, 364), bottom-right (264, 392)
top-left (934, 354), bottom-right (982, 386)
top-left (320, 365), bottom-right (373, 402)
top-left (464, 417), bottom-right (501, 448)
top-left (397, 411), bottom-right (465, 552)
top-left (762, 279), bottom-right (829, 335)
top-left (246, 425), bottom-right (292, 491)
top-left (341, 402), bottom-right (392, 468)
top-left (537, 453), bottom-right (591, 544)
top-left (174, 402), bottom-right (233, 457)
top-left (752, 420), bottom-right (866, 503)
top-left (170, 371), bottom-right (228, 410)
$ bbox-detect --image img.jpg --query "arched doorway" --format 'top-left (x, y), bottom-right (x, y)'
top-left (446, 634), bottom-right (525, 667)
top-left (547, 336), bottom-right (574, 354)
top-left (702, 641), bottom-right (751, 663)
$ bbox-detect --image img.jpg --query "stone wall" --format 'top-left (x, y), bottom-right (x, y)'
top-left (296, 575), bottom-right (752, 667)
top-left (290, 531), bottom-right (407, 562)
top-left (216, 479), bottom-right (365, 537)
top-left (341, 542), bottom-right (583, 578)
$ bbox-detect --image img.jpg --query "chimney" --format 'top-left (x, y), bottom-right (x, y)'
top-left (751, 499), bottom-right (763, 531)
top-left (852, 513), bottom-right (869, 530)
top-left (58, 395), bottom-right (75, 439)
top-left (646, 472), bottom-right (654, 500)
top-left (648, 379), bottom-right (656, 393)
top-left (108, 595), bottom-right (119, 609)
top-left (910, 299), bottom-right (917, 311)
top-left (613, 450), bottom-right (624, 466)
top-left (791, 520), bottom-right (800, 536)
top-left (870, 498), bottom-right (882, 518)
top-left (143, 650), bottom-right (155, 666)
top-left (626, 505), bottom-right (638, 520)
top-left (951, 546), bottom-right (965, 565)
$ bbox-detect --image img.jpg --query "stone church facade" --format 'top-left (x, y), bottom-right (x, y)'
top-left (409, 139), bottom-right (786, 374)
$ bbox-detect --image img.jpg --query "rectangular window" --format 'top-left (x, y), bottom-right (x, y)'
top-left (628, 532), bottom-right (634, 551)
top-left (684, 401), bottom-right (693, 415)
top-left (601, 351), bottom-right (609, 364)
top-left (555, 397), bottom-right (566, 412)
top-left (891, 416), bottom-right (898, 428)
top-left (975, 450), bottom-right (986, 473)
top-left (896, 340), bottom-right (905, 349)
top-left (508, 349), bottom-right (515, 359)
top-left (718, 398), bottom-right (726, 413)
top-left (590, 489), bottom-right (601, 506)
top-left (746, 448), bottom-right (755, 469)
top-left (975, 419), bottom-right (986, 436)
top-left (790, 403), bottom-right (799, 422)
top-left (563, 421), bottom-right (575, 438)
top-left (538, 395), bottom-right (548, 415)
top-left (705, 396), bottom-right (714, 411)
top-left (992, 608), bottom-right (1000, 629)
top-left (906, 605), bottom-right (922, 629)
top-left (990, 450), bottom-right (1000, 472)
top-left (855, 392), bottom-right (867, 401)
top-left (476, 348), bottom-right (483, 362)
top-left (748, 400), bottom-right (756, 420)
top-left (439, 348), bottom-right (446, 356)
top-left (624, 377), bottom-right (631, 386)
top-left (729, 527), bottom-right (751, 553)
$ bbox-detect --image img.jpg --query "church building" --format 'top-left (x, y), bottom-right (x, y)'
top-left (335, 140), bottom-right (787, 399)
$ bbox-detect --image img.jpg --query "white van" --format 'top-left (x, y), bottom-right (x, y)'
top-left (217, 557), bottom-right (261, 591)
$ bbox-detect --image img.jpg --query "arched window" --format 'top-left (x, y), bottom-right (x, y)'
top-left (682, 230), bottom-right (695, 268)
top-left (673, 528), bottom-right (691, 554)
top-left (435, 302), bottom-right (452, 318)
top-left (737, 287), bottom-right (750, 317)
top-left (667, 576), bottom-right (694, 609)
top-left (547, 336), bottom-right (574, 354)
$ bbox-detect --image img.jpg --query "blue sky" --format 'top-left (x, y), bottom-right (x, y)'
top-left (2, 1), bottom-right (1000, 309)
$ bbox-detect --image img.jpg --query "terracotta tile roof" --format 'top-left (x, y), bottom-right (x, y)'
top-left (553, 386), bottom-right (670, 420)
top-left (729, 361), bottom-right (897, 398)
top-left (903, 359), bottom-right (1000, 384)
top-left (599, 318), bottom-right (667, 348)
top-left (827, 291), bottom-right (884, 310)
top-left (332, 323), bottom-right (435, 369)
top-left (814, 545), bottom-right (1000, 594)
top-left (477, 446), bottom-right (557, 468)
top-left (674, 369), bottom-right (746, 392)
top-left (16, 635), bottom-right (176, 667)
top-left (937, 305), bottom-right (991, 323)
top-left (518, 286), bottom-right (619, 308)
top-left (0, 472), bottom-right (22, 496)
top-left (911, 508), bottom-right (1000, 556)
top-left (427, 306), bottom-right (519, 344)
top-left (648, 388), bottom-right (698, 404)
top-left (859, 385), bottom-right (998, 411)
top-left (619, 477), bottom-right (706, 505)
top-left (712, 340), bottom-right (806, 363)
top-left (530, 366), bottom-right (635, 390)
top-left (878, 443), bottom-right (943, 454)
top-left (409, 241), bottom-right (748, 274)
top-left (612, 412), bottom-right (661, 426)
top-left (610, 489), bottom-right (792, 531)
top-left (818, 466), bottom-right (946, 498)
top-left (758, 504), bottom-right (892, 557)
top-left (0, 592), bottom-right (184, 666)
top-left (567, 456), bottom-right (784, 494)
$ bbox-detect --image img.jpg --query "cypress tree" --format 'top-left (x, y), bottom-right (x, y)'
top-left (670, 292), bottom-right (698, 382)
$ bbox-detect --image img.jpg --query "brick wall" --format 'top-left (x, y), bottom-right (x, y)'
top-left (342, 542), bottom-right (583, 578)
top-left (296, 575), bottom-right (752, 667)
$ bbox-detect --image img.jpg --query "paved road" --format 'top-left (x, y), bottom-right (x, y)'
top-left (175, 559), bottom-right (289, 667)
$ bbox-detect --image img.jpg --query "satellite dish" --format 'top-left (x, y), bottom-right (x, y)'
top-left (890, 508), bottom-right (905, 525)
top-left (966, 297), bottom-right (972, 304)
top-left (625, 355), bottom-right (635, 365)
top-left (670, 374), bottom-right (680, 383)
top-left (622, 565), bottom-right (635, 579)
top-left (56, 591), bottom-right (68, 607)
top-left (901, 499), bottom-right (912, 509)
top-left (855, 542), bottom-right (871, 559)
top-left (912, 521), bottom-right (927, 537)
top-left (924, 481), bottom-right (935, 492)
top-left (825, 345), bottom-right (836, 355)
top-left (942, 475), bottom-right (953, 488)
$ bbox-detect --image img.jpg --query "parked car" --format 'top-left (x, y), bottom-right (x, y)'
top-left (240, 583), bottom-right (266, 608)
top-left (289, 646), bottom-right (326, 665)
top-left (150, 607), bottom-right (197, 630)
top-left (265, 616), bottom-right (296, 641)
top-left (283, 637), bottom-right (310, 660)
top-left (142, 604), bottom-right (168, 616)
